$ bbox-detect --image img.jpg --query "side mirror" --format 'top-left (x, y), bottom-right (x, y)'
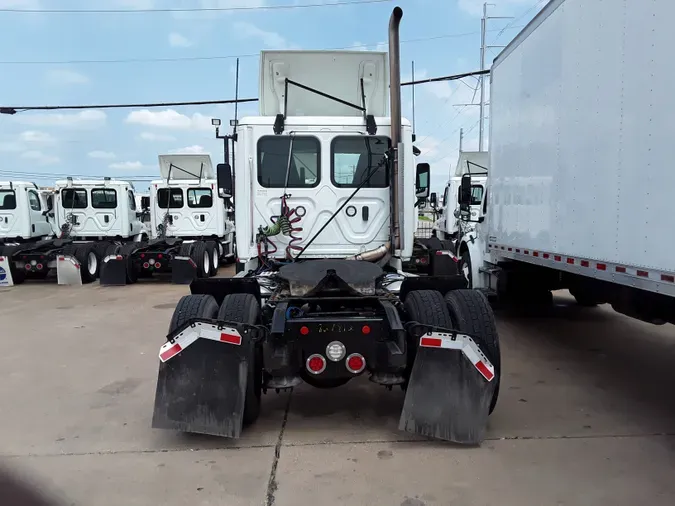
top-left (459, 174), bottom-right (472, 218)
top-left (217, 163), bottom-right (233, 196)
top-left (415, 162), bottom-right (430, 199)
top-left (429, 192), bottom-right (437, 207)
top-left (141, 196), bottom-right (150, 210)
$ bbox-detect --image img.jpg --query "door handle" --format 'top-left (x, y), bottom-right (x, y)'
top-left (200, 214), bottom-right (205, 222)
top-left (362, 206), bottom-right (369, 221)
top-left (104, 215), bottom-right (110, 223)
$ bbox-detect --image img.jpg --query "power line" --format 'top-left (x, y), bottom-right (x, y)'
top-left (0, 70), bottom-right (490, 113)
top-left (0, 27), bottom-right (524, 65)
top-left (0, 0), bottom-right (391, 14)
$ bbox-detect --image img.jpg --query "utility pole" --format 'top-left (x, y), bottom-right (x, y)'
top-left (479, 2), bottom-right (512, 152)
top-left (459, 127), bottom-right (464, 152)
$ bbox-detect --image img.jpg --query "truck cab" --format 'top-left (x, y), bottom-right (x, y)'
top-left (53, 179), bottom-right (146, 240)
top-left (230, 50), bottom-right (422, 267)
top-left (0, 181), bottom-right (54, 242)
top-left (149, 154), bottom-right (232, 241)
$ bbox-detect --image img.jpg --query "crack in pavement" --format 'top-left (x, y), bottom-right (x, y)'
top-left (264, 393), bottom-right (292, 506)
top-left (3, 432), bottom-right (673, 459)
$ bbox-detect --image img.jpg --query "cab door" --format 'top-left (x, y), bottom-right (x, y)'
top-left (26, 189), bottom-right (52, 237)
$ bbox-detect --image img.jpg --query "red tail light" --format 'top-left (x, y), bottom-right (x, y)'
top-left (36, 263), bottom-right (43, 270)
top-left (361, 325), bottom-right (371, 335)
top-left (300, 326), bottom-right (310, 336)
top-left (346, 353), bottom-right (366, 374)
top-left (24, 263), bottom-right (31, 270)
top-left (143, 262), bottom-right (150, 269)
top-left (154, 262), bottom-right (162, 269)
top-left (157, 253), bottom-right (163, 259)
top-left (140, 253), bottom-right (145, 259)
top-left (306, 354), bottom-right (326, 374)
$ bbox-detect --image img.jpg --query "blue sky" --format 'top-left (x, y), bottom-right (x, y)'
top-left (0, 0), bottom-right (546, 193)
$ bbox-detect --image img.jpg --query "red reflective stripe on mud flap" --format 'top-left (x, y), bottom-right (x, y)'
top-left (160, 343), bottom-right (182, 362)
top-left (220, 332), bottom-right (242, 345)
top-left (420, 337), bottom-right (442, 347)
top-left (474, 361), bottom-right (494, 381)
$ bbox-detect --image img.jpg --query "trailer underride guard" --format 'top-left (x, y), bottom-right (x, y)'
top-left (151, 6), bottom-right (501, 445)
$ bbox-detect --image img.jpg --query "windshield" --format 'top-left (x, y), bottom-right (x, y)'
top-left (0, 190), bottom-right (16, 210)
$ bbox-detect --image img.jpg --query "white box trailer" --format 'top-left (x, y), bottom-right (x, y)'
top-left (457, 0), bottom-right (675, 324)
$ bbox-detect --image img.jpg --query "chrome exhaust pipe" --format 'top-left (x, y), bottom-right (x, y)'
top-left (388, 6), bottom-right (403, 251)
top-left (345, 242), bottom-right (390, 262)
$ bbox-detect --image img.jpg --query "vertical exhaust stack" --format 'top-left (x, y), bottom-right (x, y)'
top-left (388, 6), bottom-right (403, 251)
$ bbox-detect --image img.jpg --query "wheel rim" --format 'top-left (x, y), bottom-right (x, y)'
top-left (203, 251), bottom-right (210, 274)
top-left (88, 252), bottom-right (98, 276)
top-left (462, 261), bottom-right (470, 286)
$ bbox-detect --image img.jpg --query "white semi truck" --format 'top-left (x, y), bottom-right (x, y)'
top-left (99, 154), bottom-right (235, 285)
top-left (457, 0), bottom-right (675, 325)
top-left (150, 7), bottom-right (501, 446)
top-left (0, 179), bottom-right (146, 286)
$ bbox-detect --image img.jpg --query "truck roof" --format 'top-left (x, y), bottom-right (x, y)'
top-left (0, 181), bottom-right (37, 189)
top-left (54, 179), bottom-right (135, 188)
top-left (238, 116), bottom-right (410, 127)
top-left (158, 154), bottom-right (214, 181)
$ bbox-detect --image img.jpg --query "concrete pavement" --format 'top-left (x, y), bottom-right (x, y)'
top-left (1, 277), bottom-right (674, 505)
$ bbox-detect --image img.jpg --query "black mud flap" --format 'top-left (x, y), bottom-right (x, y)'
top-left (171, 256), bottom-right (197, 284)
top-left (99, 257), bottom-right (128, 286)
top-left (151, 319), bottom-right (264, 438)
top-left (399, 325), bottom-right (497, 445)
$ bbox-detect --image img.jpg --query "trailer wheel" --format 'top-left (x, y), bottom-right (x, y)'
top-left (73, 244), bottom-right (97, 283)
top-left (190, 241), bottom-right (210, 279)
top-left (169, 294), bottom-right (219, 333)
top-left (218, 293), bottom-right (263, 426)
top-left (569, 287), bottom-right (600, 307)
top-left (445, 289), bottom-right (501, 414)
top-left (205, 241), bottom-right (219, 277)
top-left (117, 243), bottom-right (140, 284)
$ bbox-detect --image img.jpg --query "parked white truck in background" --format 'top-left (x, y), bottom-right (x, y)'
top-left (457, 0), bottom-right (675, 325)
top-left (0, 178), bottom-right (146, 286)
top-left (99, 154), bottom-right (236, 285)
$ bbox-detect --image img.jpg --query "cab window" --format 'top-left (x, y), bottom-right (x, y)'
top-left (157, 188), bottom-right (183, 208)
top-left (257, 136), bottom-right (320, 188)
top-left (187, 188), bottom-right (213, 208)
top-left (0, 190), bottom-right (17, 210)
top-left (91, 189), bottom-right (117, 209)
top-left (128, 190), bottom-right (136, 211)
top-left (62, 189), bottom-right (88, 209)
top-left (28, 190), bottom-right (41, 211)
top-left (331, 136), bottom-right (390, 188)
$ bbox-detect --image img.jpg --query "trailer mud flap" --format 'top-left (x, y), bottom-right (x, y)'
top-left (0, 256), bottom-right (14, 287)
top-left (99, 255), bottom-right (127, 286)
top-left (399, 330), bottom-right (496, 445)
top-left (171, 256), bottom-right (197, 284)
top-left (56, 255), bottom-right (82, 286)
top-left (152, 320), bottom-right (263, 438)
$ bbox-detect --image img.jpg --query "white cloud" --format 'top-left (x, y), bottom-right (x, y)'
top-left (233, 21), bottom-right (287, 48)
top-left (126, 109), bottom-right (212, 130)
top-left (20, 150), bottom-right (60, 165)
top-left (169, 145), bottom-right (208, 155)
top-left (169, 32), bottom-right (192, 47)
top-left (109, 161), bottom-right (146, 170)
top-left (47, 69), bottom-right (90, 85)
top-left (14, 110), bottom-right (106, 128)
top-left (19, 130), bottom-right (56, 144)
top-left (88, 150), bottom-right (116, 159)
top-left (139, 131), bottom-right (177, 142)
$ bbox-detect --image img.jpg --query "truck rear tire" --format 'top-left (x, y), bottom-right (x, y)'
top-left (205, 241), bottom-right (219, 277)
top-left (217, 293), bottom-right (262, 426)
top-left (169, 294), bottom-right (219, 333)
top-left (445, 289), bottom-right (501, 414)
top-left (76, 244), bottom-right (98, 283)
top-left (118, 243), bottom-right (139, 284)
top-left (190, 241), bottom-right (210, 279)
